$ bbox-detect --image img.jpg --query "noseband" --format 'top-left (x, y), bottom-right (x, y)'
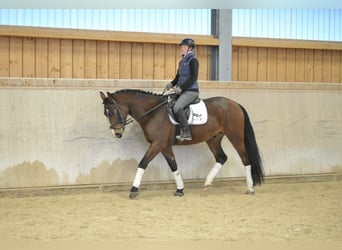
top-left (105, 100), bottom-right (133, 130)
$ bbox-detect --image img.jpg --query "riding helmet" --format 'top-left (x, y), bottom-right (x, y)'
top-left (179, 38), bottom-right (195, 49)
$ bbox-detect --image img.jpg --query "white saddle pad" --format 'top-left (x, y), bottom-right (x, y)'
top-left (169, 100), bottom-right (208, 125)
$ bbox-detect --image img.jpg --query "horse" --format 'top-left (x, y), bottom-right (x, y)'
top-left (100, 89), bottom-right (264, 199)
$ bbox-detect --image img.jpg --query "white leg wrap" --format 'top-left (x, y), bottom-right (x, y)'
top-left (245, 165), bottom-right (254, 191)
top-left (173, 170), bottom-right (184, 190)
top-left (204, 162), bottom-right (222, 186)
top-left (132, 168), bottom-right (145, 188)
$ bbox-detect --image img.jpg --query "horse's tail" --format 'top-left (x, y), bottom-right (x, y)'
top-left (239, 105), bottom-right (264, 185)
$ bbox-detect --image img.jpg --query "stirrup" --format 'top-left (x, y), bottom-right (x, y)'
top-left (176, 133), bottom-right (192, 141)
top-left (182, 136), bottom-right (192, 141)
top-left (175, 130), bottom-right (183, 140)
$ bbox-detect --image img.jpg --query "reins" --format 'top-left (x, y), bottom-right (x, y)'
top-left (123, 99), bottom-right (168, 126)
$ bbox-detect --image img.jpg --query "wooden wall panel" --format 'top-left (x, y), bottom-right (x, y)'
top-left (276, 48), bottom-right (287, 81)
top-left (313, 50), bottom-right (323, 82)
top-left (131, 42), bottom-right (143, 79)
top-left (96, 41), bottom-right (109, 79)
top-left (164, 44), bottom-right (177, 79)
top-left (231, 47), bottom-right (239, 81)
top-left (331, 51), bottom-right (341, 83)
top-left (9, 37), bottom-right (23, 77)
top-left (238, 47), bottom-right (248, 81)
top-left (0, 27), bottom-right (341, 83)
top-left (322, 50), bottom-right (332, 83)
top-left (267, 48), bottom-right (277, 81)
top-left (174, 46), bottom-right (180, 72)
top-left (153, 44), bottom-right (165, 80)
top-left (304, 50), bottom-right (314, 82)
top-left (341, 52), bottom-right (342, 83)
top-left (286, 49), bottom-right (296, 82)
top-left (197, 45), bottom-right (209, 81)
top-left (119, 42), bottom-right (132, 79)
top-left (0, 36), bottom-right (9, 76)
top-left (72, 40), bottom-right (85, 78)
top-left (257, 48), bottom-right (267, 81)
top-left (35, 38), bottom-right (48, 77)
top-left (247, 47), bottom-right (257, 81)
top-left (22, 37), bottom-right (35, 77)
top-left (48, 39), bottom-right (60, 78)
top-left (142, 43), bottom-right (154, 79)
top-left (108, 41), bottom-right (120, 79)
top-left (60, 39), bottom-right (73, 78)
top-left (295, 49), bottom-right (305, 82)
top-left (84, 40), bottom-right (96, 79)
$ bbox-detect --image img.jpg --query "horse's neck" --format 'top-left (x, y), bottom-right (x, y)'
top-left (122, 95), bottom-right (162, 119)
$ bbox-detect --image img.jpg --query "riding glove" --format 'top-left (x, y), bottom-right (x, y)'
top-left (174, 86), bottom-right (182, 95)
top-left (166, 82), bottom-right (173, 90)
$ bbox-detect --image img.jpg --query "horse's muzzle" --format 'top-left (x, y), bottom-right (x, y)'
top-left (110, 128), bottom-right (124, 138)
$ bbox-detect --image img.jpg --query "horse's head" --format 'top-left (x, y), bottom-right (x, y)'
top-left (100, 91), bottom-right (127, 138)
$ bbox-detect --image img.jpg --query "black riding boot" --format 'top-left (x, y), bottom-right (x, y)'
top-left (176, 109), bottom-right (192, 141)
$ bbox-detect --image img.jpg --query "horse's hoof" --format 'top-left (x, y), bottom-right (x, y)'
top-left (203, 184), bottom-right (212, 191)
top-left (129, 187), bottom-right (139, 199)
top-left (245, 190), bottom-right (255, 195)
top-left (129, 191), bottom-right (139, 199)
top-left (174, 189), bottom-right (184, 197)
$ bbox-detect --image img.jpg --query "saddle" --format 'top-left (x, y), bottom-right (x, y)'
top-left (167, 97), bottom-right (208, 125)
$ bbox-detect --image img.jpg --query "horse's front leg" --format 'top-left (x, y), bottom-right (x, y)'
top-left (161, 147), bottom-right (184, 197)
top-left (129, 143), bottom-right (161, 199)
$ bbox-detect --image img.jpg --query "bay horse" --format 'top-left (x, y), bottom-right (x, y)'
top-left (100, 89), bottom-right (264, 199)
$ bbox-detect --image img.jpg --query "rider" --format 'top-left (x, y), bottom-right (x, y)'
top-left (165, 38), bottom-right (199, 141)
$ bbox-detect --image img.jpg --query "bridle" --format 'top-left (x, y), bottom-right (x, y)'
top-left (105, 98), bottom-right (168, 130)
top-left (105, 100), bottom-right (132, 130)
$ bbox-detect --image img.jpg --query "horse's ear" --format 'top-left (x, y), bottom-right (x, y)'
top-left (100, 91), bottom-right (106, 101)
top-left (107, 92), bottom-right (113, 101)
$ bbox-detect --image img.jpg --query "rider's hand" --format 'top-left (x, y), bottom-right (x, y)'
top-left (166, 82), bottom-right (173, 90)
top-left (174, 86), bottom-right (182, 95)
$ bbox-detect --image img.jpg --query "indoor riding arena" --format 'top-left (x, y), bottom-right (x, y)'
top-left (0, 9), bottom-right (341, 245)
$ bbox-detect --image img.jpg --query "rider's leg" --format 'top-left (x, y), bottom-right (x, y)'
top-left (172, 91), bottom-right (198, 141)
top-left (175, 109), bottom-right (191, 140)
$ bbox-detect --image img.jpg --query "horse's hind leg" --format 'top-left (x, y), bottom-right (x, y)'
top-left (204, 133), bottom-right (227, 188)
top-left (161, 147), bottom-right (184, 197)
top-left (228, 135), bottom-right (254, 194)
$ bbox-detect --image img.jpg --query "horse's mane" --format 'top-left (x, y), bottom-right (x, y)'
top-left (114, 89), bottom-right (166, 99)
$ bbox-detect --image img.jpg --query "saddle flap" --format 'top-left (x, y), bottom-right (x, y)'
top-left (168, 99), bottom-right (208, 125)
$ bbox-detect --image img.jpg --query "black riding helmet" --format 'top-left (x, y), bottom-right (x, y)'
top-left (179, 38), bottom-right (195, 49)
